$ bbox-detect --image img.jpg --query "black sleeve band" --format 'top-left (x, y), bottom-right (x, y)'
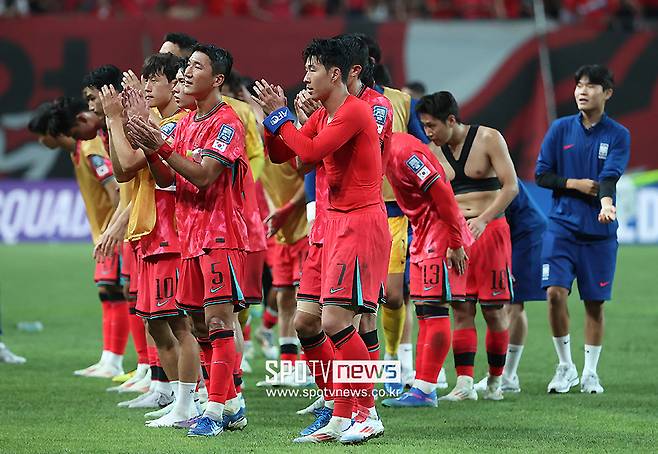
top-left (535, 172), bottom-right (567, 190)
top-left (599, 177), bottom-right (619, 199)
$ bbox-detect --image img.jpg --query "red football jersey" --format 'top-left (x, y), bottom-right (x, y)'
top-left (386, 133), bottom-right (471, 262)
top-left (243, 165), bottom-right (268, 253)
top-left (306, 91), bottom-right (391, 245)
top-left (359, 85), bottom-right (393, 166)
top-left (172, 103), bottom-right (249, 259)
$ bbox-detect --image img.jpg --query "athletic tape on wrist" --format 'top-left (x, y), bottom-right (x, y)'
top-left (264, 107), bottom-right (295, 134)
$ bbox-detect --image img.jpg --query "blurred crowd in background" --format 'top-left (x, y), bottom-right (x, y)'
top-left (1, 0), bottom-right (656, 27)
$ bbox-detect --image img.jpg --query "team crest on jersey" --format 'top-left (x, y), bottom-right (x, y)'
top-left (372, 106), bottom-right (388, 134)
top-left (89, 155), bottom-right (110, 178)
top-left (598, 143), bottom-right (609, 160)
top-left (160, 121), bottom-right (176, 138)
top-left (406, 154), bottom-right (431, 182)
top-left (212, 124), bottom-right (235, 153)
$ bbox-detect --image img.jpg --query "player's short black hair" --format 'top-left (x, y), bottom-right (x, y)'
top-left (373, 64), bottom-right (392, 87)
top-left (142, 53), bottom-right (183, 82)
top-left (28, 102), bottom-right (54, 135)
top-left (175, 57), bottom-right (188, 74)
top-left (354, 34), bottom-right (392, 86)
top-left (355, 33), bottom-right (381, 64)
top-left (191, 43), bottom-right (233, 81)
top-left (335, 33), bottom-right (374, 87)
top-left (405, 81), bottom-right (426, 96)
top-left (82, 64), bottom-right (122, 91)
top-left (574, 64), bottom-right (614, 91)
top-left (46, 97), bottom-right (88, 137)
top-left (224, 69), bottom-right (245, 96)
top-left (163, 32), bottom-right (198, 54)
top-left (303, 38), bottom-right (351, 83)
top-left (416, 91), bottom-right (462, 123)
top-left (241, 75), bottom-right (257, 97)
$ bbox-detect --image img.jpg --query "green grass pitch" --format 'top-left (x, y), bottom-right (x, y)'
top-left (0, 244), bottom-right (656, 453)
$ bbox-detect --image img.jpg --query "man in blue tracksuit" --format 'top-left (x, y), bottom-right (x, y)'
top-left (535, 64), bottom-right (630, 395)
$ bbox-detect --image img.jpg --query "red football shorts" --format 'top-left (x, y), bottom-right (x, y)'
top-left (176, 249), bottom-right (246, 313)
top-left (265, 236), bottom-right (277, 269)
top-left (243, 250), bottom-right (266, 305)
top-left (465, 217), bottom-right (513, 304)
top-left (410, 255), bottom-right (467, 304)
top-left (297, 243), bottom-right (323, 317)
top-left (119, 241), bottom-right (139, 296)
top-left (272, 237), bottom-right (309, 288)
top-left (135, 253), bottom-right (182, 319)
top-left (94, 247), bottom-right (120, 287)
top-left (321, 205), bottom-right (391, 314)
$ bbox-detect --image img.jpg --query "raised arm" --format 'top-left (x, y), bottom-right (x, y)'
top-left (265, 104), bottom-right (363, 163)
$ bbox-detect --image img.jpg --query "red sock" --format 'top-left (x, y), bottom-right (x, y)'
top-left (330, 326), bottom-right (371, 417)
top-left (101, 300), bottom-right (111, 352)
top-left (262, 308), bottom-right (278, 329)
top-left (452, 327), bottom-right (477, 377)
top-left (233, 352), bottom-right (243, 394)
top-left (147, 345), bottom-right (159, 366)
top-left (147, 344), bottom-right (159, 383)
top-left (128, 313), bottom-right (148, 364)
top-left (208, 329), bottom-right (236, 405)
top-left (486, 328), bottom-right (509, 377)
top-left (280, 342), bottom-right (299, 363)
top-left (415, 317), bottom-right (427, 372)
top-left (242, 322), bottom-right (251, 342)
top-left (417, 316), bottom-right (451, 384)
top-left (299, 332), bottom-right (335, 401)
top-left (198, 337), bottom-right (213, 393)
top-left (358, 330), bottom-right (379, 410)
top-left (108, 301), bottom-right (129, 355)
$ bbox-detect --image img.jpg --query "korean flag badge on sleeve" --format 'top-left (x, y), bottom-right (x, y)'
top-left (212, 124), bottom-right (235, 153)
top-left (406, 154), bottom-right (431, 182)
top-left (372, 106), bottom-right (388, 134)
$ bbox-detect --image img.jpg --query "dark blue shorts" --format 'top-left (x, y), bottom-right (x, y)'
top-left (511, 232), bottom-right (545, 303)
top-left (541, 227), bottom-right (618, 301)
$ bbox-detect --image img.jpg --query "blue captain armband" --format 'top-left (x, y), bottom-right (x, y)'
top-left (264, 107), bottom-right (295, 135)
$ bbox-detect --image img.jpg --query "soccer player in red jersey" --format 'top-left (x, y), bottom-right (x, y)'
top-left (127, 44), bottom-right (249, 437)
top-left (100, 53), bottom-right (205, 424)
top-left (417, 91), bottom-right (519, 402)
top-left (381, 132), bottom-right (471, 407)
top-left (253, 37), bottom-right (391, 444)
top-left (291, 33), bottom-right (393, 436)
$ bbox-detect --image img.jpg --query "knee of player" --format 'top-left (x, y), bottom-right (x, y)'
top-left (169, 318), bottom-right (193, 340)
top-left (358, 313), bottom-right (377, 333)
top-left (121, 283), bottom-right (131, 300)
top-left (294, 312), bottom-right (321, 338)
top-left (383, 290), bottom-right (404, 309)
top-left (451, 302), bottom-right (476, 322)
top-left (321, 317), bottom-right (351, 338)
top-left (482, 305), bottom-right (508, 326)
top-left (190, 315), bottom-right (209, 338)
top-left (547, 286), bottom-right (568, 304)
top-left (584, 300), bottom-right (605, 319)
top-left (206, 315), bottom-right (233, 333)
